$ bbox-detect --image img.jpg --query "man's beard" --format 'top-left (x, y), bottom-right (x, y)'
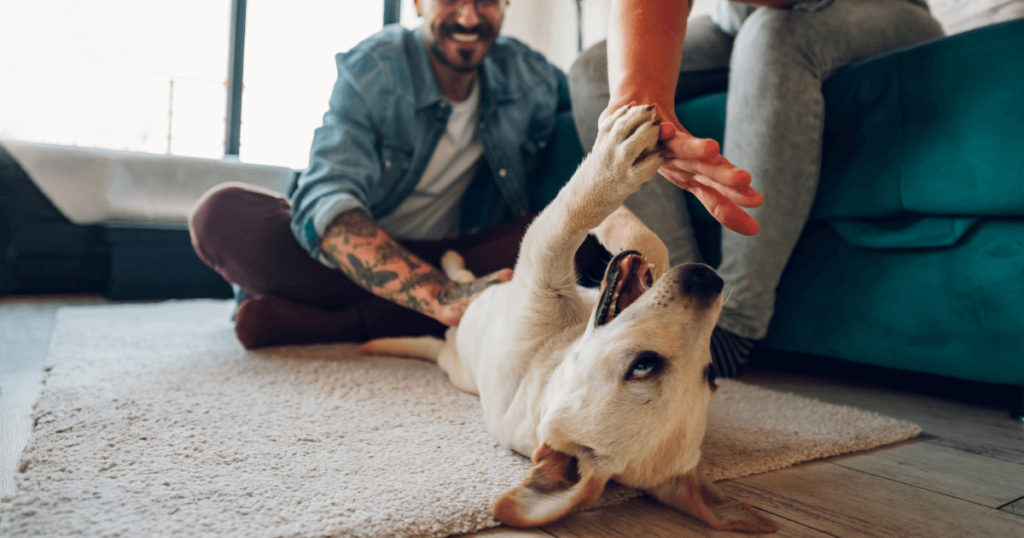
top-left (429, 42), bottom-right (479, 73)
top-left (428, 21), bottom-right (497, 74)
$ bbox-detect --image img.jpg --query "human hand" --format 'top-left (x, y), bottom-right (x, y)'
top-left (600, 102), bottom-right (763, 236)
top-left (432, 268), bottom-right (514, 326)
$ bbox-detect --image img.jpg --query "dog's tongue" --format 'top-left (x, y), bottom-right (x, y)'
top-left (603, 254), bottom-right (652, 325)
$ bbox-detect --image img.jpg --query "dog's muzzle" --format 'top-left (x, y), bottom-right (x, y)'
top-left (679, 264), bottom-right (723, 302)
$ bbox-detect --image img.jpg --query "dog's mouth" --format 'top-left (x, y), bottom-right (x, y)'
top-left (595, 251), bottom-right (653, 328)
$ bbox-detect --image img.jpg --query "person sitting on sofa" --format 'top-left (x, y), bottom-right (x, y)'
top-left (189, 0), bottom-right (578, 349)
top-left (569, 0), bottom-right (944, 376)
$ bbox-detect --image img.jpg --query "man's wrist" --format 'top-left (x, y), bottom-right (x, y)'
top-left (607, 84), bottom-right (673, 111)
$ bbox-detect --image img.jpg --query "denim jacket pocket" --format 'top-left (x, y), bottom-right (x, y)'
top-left (380, 145), bottom-right (413, 183)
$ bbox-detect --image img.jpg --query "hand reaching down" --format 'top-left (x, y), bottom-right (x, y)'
top-left (601, 102), bottom-right (763, 236)
top-left (657, 121), bottom-right (763, 236)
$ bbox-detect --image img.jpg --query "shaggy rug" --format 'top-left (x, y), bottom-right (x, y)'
top-left (0, 301), bottom-right (920, 538)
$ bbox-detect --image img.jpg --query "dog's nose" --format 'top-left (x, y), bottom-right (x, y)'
top-left (680, 264), bottom-right (723, 296)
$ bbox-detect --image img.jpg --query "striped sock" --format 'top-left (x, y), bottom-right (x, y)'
top-left (710, 326), bottom-right (755, 378)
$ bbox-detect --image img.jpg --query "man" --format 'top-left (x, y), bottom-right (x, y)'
top-left (190, 0), bottom-right (573, 348)
top-left (570, 0), bottom-right (943, 376)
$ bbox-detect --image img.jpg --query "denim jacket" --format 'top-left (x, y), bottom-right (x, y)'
top-left (290, 24), bottom-right (569, 267)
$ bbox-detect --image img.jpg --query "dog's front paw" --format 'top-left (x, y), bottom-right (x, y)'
top-left (592, 104), bottom-right (665, 192)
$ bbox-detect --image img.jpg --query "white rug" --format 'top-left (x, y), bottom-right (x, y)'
top-left (0, 301), bottom-right (920, 538)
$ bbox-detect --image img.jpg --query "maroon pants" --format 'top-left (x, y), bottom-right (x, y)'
top-left (190, 185), bottom-right (600, 341)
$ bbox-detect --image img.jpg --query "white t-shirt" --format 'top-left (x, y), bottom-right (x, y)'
top-left (377, 80), bottom-right (484, 241)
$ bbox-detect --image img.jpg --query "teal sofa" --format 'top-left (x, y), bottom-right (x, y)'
top-left (539, 19), bottom-right (1024, 393)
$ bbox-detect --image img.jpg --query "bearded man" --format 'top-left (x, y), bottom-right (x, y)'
top-left (190, 0), bottom-right (573, 348)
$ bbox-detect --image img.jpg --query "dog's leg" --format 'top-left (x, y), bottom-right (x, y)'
top-left (514, 105), bottom-right (663, 328)
top-left (435, 327), bottom-right (478, 394)
top-left (359, 336), bottom-right (444, 362)
top-left (590, 205), bottom-right (670, 282)
top-left (441, 250), bottom-right (476, 284)
top-left (359, 328), bottom-right (479, 394)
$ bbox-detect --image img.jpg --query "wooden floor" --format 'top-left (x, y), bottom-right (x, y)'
top-left (2, 296), bottom-right (1022, 537)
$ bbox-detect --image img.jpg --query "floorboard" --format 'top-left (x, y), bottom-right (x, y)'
top-left (540, 497), bottom-right (829, 538)
top-left (1003, 497), bottom-right (1024, 518)
top-left (720, 460), bottom-right (1024, 538)
top-left (827, 440), bottom-right (1024, 508)
top-left (743, 370), bottom-right (1024, 465)
top-left (455, 527), bottom-right (554, 538)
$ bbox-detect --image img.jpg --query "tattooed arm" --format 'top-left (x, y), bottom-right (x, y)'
top-left (321, 211), bottom-right (514, 327)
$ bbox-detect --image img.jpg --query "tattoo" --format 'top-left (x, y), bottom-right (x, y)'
top-left (322, 210), bottom-right (498, 319)
top-left (375, 241), bottom-right (421, 271)
top-left (341, 253), bottom-right (399, 289)
top-left (391, 295), bottom-right (433, 314)
top-left (438, 277), bottom-right (503, 305)
top-left (325, 211), bottom-right (379, 239)
top-left (398, 271), bottom-right (448, 295)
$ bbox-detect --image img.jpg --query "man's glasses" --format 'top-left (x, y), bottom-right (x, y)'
top-left (437, 0), bottom-right (504, 13)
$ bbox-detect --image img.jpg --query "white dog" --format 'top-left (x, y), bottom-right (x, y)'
top-left (361, 105), bottom-right (776, 533)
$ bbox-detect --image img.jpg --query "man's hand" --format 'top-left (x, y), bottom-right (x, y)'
top-left (321, 211), bottom-right (513, 327)
top-left (600, 102), bottom-right (763, 236)
top-left (434, 268), bottom-right (514, 326)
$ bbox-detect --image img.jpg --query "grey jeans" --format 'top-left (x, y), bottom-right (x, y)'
top-left (568, 0), bottom-right (944, 340)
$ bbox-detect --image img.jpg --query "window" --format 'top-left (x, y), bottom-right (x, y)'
top-left (0, 0), bottom-right (231, 159)
top-left (0, 2), bottom-right (418, 166)
top-left (238, 0), bottom-right (387, 169)
top-left (400, 0), bottom-right (422, 28)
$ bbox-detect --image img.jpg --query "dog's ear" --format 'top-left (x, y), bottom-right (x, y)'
top-left (491, 443), bottom-right (609, 527)
top-left (647, 465), bottom-right (776, 533)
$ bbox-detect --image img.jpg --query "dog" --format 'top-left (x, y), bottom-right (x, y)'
top-left (361, 104), bottom-right (776, 533)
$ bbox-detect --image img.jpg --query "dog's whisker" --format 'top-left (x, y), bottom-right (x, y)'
top-left (723, 285), bottom-right (735, 306)
top-left (720, 286), bottom-right (747, 314)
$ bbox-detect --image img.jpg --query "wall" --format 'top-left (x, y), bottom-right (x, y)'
top-left (927, 0), bottom-right (1024, 34)
top-left (500, 0), bottom-right (717, 72)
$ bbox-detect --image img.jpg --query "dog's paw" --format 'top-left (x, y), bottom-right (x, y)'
top-left (592, 104), bottom-right (664, 191)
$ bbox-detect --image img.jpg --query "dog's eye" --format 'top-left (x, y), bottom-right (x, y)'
top-left (626, 352), bottom-right (664, 380)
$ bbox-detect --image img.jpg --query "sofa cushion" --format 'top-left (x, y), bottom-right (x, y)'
top-left (828, 216), bottom-right (980, 249)
top-left (813, 18), bottom-right (1024, 219)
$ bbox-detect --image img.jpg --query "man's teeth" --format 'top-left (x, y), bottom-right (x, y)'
top-left (452, 33), bottom-right (480, 42)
